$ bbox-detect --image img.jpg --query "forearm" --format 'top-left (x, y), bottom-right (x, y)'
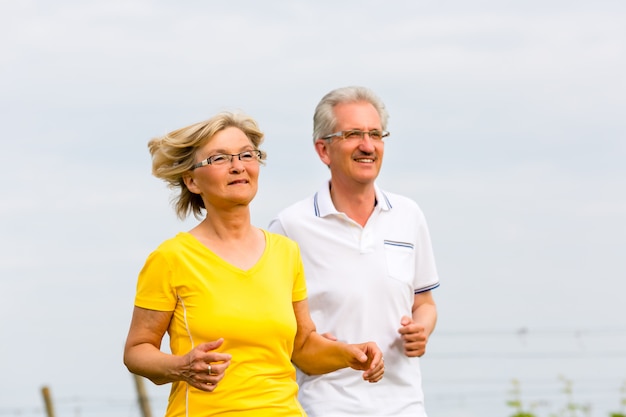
top-left (413, 302), bottom-right (438, 337)
top-left (412, 290), bottom-right (438, 337)
top-left (291, 332), bottom-right (352, 375)
top-left (124, 343), bottom-right (186, 385)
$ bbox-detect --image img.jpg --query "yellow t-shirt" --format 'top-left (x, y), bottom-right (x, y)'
top-left (135, 230), bottom-right (308, 417)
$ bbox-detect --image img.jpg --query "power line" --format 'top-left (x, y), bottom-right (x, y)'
top-left (428, 351), bottom-right (626, 359)
top-left (435, 326), bottom-right (626, 337)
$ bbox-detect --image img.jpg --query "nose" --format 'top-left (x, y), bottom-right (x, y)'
top-left (358, 133), bottom-right (377, 152)
top-left (229, 155), bottom-right (246, 172)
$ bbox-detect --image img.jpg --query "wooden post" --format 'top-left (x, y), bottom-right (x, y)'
top-left (41, 386), bottom-right (55, 417)
top-left (133, 374), bottom-right (153, 417)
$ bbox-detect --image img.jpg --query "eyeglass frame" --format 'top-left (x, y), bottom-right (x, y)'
top-left (191, 149), bottom-right (267, 169)
top-left (321, 129), bottom-right (390, 141)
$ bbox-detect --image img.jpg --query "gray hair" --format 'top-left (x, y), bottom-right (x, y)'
top-left (312, 86), bottom-right (389, 142)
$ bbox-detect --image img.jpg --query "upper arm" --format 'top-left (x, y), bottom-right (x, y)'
top-left (412, 290), bottom-right (436, 314)
top-left (292, 299), bottom-right (316, 353)
top-left (124, 306), bottom-right (173, 352)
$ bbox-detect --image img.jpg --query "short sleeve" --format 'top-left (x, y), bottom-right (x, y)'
top-left (134, 249), bottom-right (178, 311)
top-left (291, 242), bottom-right (308, 303)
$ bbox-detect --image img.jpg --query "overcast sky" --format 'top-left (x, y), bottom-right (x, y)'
top-left (1, 1), bottom-right (625, 416)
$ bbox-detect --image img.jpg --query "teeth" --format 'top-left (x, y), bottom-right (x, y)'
top-left (355, 158), bottom-right (374, 162)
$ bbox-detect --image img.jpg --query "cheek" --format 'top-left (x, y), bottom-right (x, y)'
top-left (376, 144), bottom-right (385, 158)
top-left (335, 144), bottom-right (355, 159)
top-left (195, 172), bottom-right (221, 193)
top-left (247, 165), bottom-right (261, 180)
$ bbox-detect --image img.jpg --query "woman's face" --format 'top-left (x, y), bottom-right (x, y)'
top-left (185, 126), bottom-right (261, 210)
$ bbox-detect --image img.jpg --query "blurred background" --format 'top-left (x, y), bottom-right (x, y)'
top-left (1, 1), bottom-right (625, 416)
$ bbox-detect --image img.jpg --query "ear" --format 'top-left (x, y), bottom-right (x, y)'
top-left (182, 173), bottom-right (202, 195)
top-left (314, 139), bottom-right (331, 166)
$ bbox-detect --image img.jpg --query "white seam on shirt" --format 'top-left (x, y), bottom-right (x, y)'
top-left (179, 296), bottom-right (194, 417)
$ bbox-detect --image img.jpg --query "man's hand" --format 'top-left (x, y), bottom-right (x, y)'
top-left (398, 316), bottom-right (428, 357)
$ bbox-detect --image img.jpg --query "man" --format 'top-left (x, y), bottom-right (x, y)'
top-left (269, 86), bottom-right (440, 416)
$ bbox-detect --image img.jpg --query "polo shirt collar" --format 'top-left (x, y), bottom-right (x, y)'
top-left (313, 181), bottom-right (392, 218)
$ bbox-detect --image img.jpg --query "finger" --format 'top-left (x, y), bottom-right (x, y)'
top-left (398, 325), bottom-right (415, 335)
top-left (197, 368), bottom-right (226, 391)
top-left (404, 338), bottom-right (426, 350)
top-left (192, 379), bottom-right (217, 392)
top-left (404, 344), bottom-right (425, 357)
top-left (372, 349), bottom-right (383, 368)
top-left (210, 353), bottom-right (233, 363)
top-left (364, 353), bottom-right (383, 371)
top-left (398, 325), bottom-right (422, 336)
top-left (358, 346), bottom-right (381, 373)
top-left (352, 345), bottom-right (368, 363)
top-left (365, 368), bottom-right (384, 383)
top-left (206, 360), bottom-right (231, 379)
top-left (369, 369), bottom-right (384, 383)
top-left (363, 359), bottom-right (384, 382)
top-left (203, 382), bottom-right (217, 392)
top-left (198, 338), bottom-right (225, 352)
top-left (321, 332), bottom-right (338, 341)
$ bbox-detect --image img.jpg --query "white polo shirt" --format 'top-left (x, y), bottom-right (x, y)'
top-left (269, 181), bottom-right (439, 417)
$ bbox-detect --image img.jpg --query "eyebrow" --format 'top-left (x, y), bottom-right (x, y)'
top-left (203, 145), bottom-right (255, 155)
top-left (339, 127), bottom-right (382, 131)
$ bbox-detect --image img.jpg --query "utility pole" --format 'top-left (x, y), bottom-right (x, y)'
top-left (133, 374), bottom-right (153, 417)
top-left (41, 386), bottom-right (56, 417)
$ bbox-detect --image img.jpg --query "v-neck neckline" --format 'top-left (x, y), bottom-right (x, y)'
top-left (179, 230), bottom-right (268, 275)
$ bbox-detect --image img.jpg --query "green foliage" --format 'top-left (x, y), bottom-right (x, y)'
top-left (611, 381), bottom-right (626, 417)
top-left (506, 377), bottom-right (626, 417)
top-left (507, 379), bottom-right (538, 417)
top-left (555, 375), bottom-right (591, 417)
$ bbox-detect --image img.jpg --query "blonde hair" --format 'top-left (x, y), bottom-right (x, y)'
top-left (148, 111), bottom-right (265, 219)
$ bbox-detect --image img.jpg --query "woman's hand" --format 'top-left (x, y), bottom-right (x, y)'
top-left (180, 338), bottom-right (232, 392)
top-left (125, 307), bottom-right (232, 389)
top-left (344, 341), bottom-right (384, 383)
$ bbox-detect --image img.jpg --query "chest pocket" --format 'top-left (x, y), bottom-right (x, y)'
top-left (383, 240), bottom-right (415, 285)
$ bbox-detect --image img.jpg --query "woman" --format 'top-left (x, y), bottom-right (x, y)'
top-left (123, 111), bottom-right (384, 417)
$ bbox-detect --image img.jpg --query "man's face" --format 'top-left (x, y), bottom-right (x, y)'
top-left (317, 101), bottom-right (385, 188)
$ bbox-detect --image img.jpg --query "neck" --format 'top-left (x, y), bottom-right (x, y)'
top-left (195, 205), bottom-right (253, 242)
top-left (329, 180), bottom-right (376, 227)
top-left (189, 206), bottom-right (265, 271)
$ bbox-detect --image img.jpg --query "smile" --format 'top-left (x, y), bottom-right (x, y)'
top-left (228, 179), bottom-right (249, 185)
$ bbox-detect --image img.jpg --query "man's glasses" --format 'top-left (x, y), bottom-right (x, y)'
top-left (322, 129), bottom-right (390, 141)
top-left (192, 149), bottom-right (266, 169)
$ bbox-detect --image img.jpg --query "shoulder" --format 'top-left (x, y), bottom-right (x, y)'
top-left (377, 189), bottom-right (433, 234)
top-left (147, 233), bottom-right (195, 262)
top-left (276, 194), bottom-right (316, 218)
top-left (379, 189), bottom-right (424, 214)
top-left (154, 232), bottom-right (191, 252)
top-left (265, 230), bottom-right (300, 251)
top-left (270, 194), bottom-right (317, 233)
top-left (263, 230), bottom-right (304, 269)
